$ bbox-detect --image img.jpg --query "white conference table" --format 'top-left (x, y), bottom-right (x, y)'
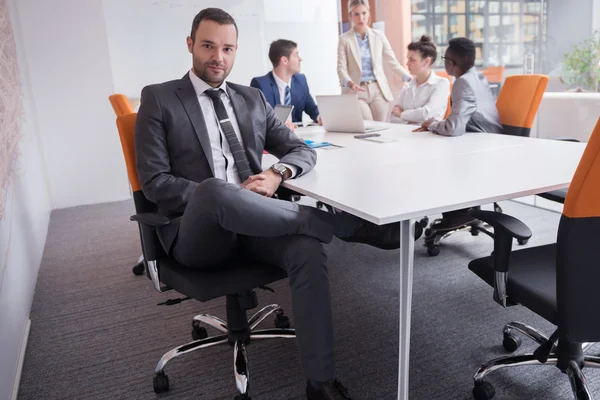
top-left (264, 122), bottom-right (587, 400)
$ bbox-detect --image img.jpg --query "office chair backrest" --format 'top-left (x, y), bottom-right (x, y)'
top-left (482, 66), bottom-right (504, 83)
top-left (109, 94), bottom-right (134, 116)
top-left (496, 74), bottom-right (548, 137)
top-left (556, 117), bottom-right (600, 342)
top-left (115, 112), bottom-right (166, 265)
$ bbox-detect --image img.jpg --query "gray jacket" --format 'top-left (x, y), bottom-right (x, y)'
top-left (428, 67), bottom-right (503, 136)
top-left (135, 73), bottom-right (316, 252)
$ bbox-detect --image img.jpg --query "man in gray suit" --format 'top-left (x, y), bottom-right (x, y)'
top-left (135, 8), bottom-right (402, 400)
top-left (415, 37), bottom-right (503, 229)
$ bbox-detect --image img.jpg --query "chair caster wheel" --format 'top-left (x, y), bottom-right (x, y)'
top-left (419, 217), bottom-right (429, 228)
top-left (192, 321), bottom-right (208, 340)
top-left (473, 381), bottom-right (495, 400)
top-left (502, 332), bottom-right (521, 352)
top-left (427, 245), bottom-right (440, 257)
top-left (153, 371), bottom-right (170, 393)
top-left (517, 238), bottom-right (528, 245)
top-left (471, 229), bottom-right (480, 236)
top-left (274, 310), bottom-right (291, 329)
top-left (494, 204), bottom-right (503, 213)
top-left (234, 394), bottom-right (251, 400)
top-left (424, 228), bottom-right (433, 237)
top-left (132, 261), bottom-right (145, 276)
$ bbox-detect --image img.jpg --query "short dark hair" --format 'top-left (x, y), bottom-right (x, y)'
top-left (268, 39), bottom-right (298, 68)
top-left (190, 8), bottom-right (238, 43)
top-left (407, 35), bottom-right (437, 64)
top-left (447, 37), bottom-right (476, 70)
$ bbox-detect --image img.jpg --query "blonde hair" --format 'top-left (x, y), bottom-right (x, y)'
top-left (348, 0), bottom-right (370, 14)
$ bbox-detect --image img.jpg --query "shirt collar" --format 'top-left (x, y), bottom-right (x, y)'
top-left (189, 69), bottom-right (229, 97)
top-left (355, 30), bottom-right (369, 41)
top-left (272, 71), bottom-right (291, 90)
top-left (410, 71), bottom-right (443, 88)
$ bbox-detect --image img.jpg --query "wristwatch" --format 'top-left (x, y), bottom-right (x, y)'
top-left (270, 163), bottom-right (291, 181)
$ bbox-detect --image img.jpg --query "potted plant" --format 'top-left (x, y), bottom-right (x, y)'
top-left (560, 31), bottom-right (600, 92)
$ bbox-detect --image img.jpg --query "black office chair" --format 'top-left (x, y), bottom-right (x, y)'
top-left (116, 113), bottom-right (295, 399)
top-left (466, 117), bottom-right (600, 400)
top-left (424, 75), bottom-right (549, 256)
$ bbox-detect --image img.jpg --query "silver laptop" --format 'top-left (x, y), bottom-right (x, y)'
top-left (316, 94), bottom-right (388, 133)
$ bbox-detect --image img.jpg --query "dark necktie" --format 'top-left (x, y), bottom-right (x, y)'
top-left (204, 89), bottom-right (252, 182)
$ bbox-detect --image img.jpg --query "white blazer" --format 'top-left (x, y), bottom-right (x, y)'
top-left (337, 28), bottom-right (411, 102)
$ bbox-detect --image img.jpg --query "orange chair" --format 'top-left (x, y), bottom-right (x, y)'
top-left (482, 66), bottom-right (505, 84)
top-left (467, 117), bottom-right (600, 399)
top-left (436, 70), bottom-right (452, 82)
top-left (424, 75), bottom-right (549, 256)
top-left (496, 74), bottom-right (549, 137)
top-left (108, 94), bottom-right (134, 116)
top-left (114, 112), bottom-right (296, 396)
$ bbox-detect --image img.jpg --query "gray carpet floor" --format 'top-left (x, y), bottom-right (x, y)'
top-left (17, 200), bottom-right (600, 400)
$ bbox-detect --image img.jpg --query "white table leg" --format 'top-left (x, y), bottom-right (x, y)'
top-left (398, 219), bottom-right (415, 400)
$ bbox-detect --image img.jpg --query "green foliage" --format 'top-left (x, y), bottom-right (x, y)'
top-left (561, 31), bottom-right (600, 92)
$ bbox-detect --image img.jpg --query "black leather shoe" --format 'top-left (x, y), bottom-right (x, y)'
top-left (340, 219), bottom-right (400, 249)
top-left (306, 379), bottom-right (352, 400)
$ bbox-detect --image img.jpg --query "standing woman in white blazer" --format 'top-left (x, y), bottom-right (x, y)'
top-left (337, 0), bottom-right (411, 121)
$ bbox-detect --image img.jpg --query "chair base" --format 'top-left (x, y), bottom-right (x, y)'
top-left (472, 321), bottom-right (600, 400)
top-left (152, 303), bottom-right (296, 398)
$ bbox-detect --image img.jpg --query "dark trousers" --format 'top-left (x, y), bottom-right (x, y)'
top-left (172, 178), bottom-right (337, 382)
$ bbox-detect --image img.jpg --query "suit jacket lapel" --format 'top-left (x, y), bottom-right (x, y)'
top-left (268, 72), bottom-right (280, 106)
top-left (227, 84), bottom-right (259, 172)
top-left (368, 29), bottom-right (379, 72)
top-left (348, 31), bottom-right (362, 73)
top-left (175, 73), bottom-right (215, 177)
top-left (291, 74), bottom-right (301, 106)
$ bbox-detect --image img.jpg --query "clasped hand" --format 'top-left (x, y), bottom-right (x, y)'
top-left (241, 169), bottom-right (282, 197)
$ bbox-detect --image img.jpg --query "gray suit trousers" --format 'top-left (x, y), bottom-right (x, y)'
top-left (172, 178), bottom-right (336, 382)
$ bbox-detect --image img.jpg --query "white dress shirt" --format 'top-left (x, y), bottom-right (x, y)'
top-left (391, 71), bottom-right (451, 124)
top-left (188, 70), bottom-right (296, 184)
top-left (272, 71), bottom-right (292, 106)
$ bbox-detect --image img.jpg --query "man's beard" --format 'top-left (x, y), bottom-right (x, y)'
top-left (197, 61), bottom-right (229, 84)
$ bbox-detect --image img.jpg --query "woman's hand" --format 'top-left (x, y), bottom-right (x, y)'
top-left (348, 81), bottom-right (366, 92)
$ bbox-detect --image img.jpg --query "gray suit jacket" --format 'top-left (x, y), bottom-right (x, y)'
top-left (428, 67), bottom-right (503, 136)
top-left (135, 73), bottom-right (317, 253)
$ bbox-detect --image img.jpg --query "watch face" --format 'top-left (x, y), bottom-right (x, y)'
top-left (273, 163), bottom-right (286, 173)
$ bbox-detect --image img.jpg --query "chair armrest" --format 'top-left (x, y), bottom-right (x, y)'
top-left (130, 212), bottom-right (171, 293)
top-left (470, 209), bottom-right (532, 241)
top-left (470, 209), bottom-right (533, 307)
top-left (130, 213), bottom-right (170, 227)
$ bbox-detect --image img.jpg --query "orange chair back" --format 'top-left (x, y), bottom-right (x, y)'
top-left (483, 66), bottom-right (505, 83)
top-left (115, 112), bottom-right (141, 192)
top-left (495, 74), bottom-right (549, 136)
top-left (563, 117), bottom-right (600, 219)
top-left (109, 94), bottom-right (134, 116)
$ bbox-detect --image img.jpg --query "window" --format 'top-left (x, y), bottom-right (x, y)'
top-left (411, 0), bottom-right (547, 69)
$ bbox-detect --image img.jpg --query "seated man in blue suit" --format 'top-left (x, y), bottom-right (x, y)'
top-left (251, 39), bottom-right (321, 128)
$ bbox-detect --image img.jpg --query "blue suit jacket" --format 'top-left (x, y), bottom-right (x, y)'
top-left (250, 72), bottom-right (319, 123)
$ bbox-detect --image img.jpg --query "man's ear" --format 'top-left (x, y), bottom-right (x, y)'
top-left (186, 36), bottom-right (193, 54)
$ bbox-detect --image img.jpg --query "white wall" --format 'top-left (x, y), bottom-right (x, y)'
top-left (0, 2), bottom-right (53, 399)
top-left (102, 0), bottom-right (341, 114)
top-left (14, 0), bottom-right (130, 209)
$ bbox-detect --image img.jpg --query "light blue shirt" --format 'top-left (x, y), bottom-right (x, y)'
top-left (355, 32), bottom-right (376, 83)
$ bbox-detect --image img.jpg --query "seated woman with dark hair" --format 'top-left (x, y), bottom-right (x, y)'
top-left (391, 35), bottom-right (450, 124)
